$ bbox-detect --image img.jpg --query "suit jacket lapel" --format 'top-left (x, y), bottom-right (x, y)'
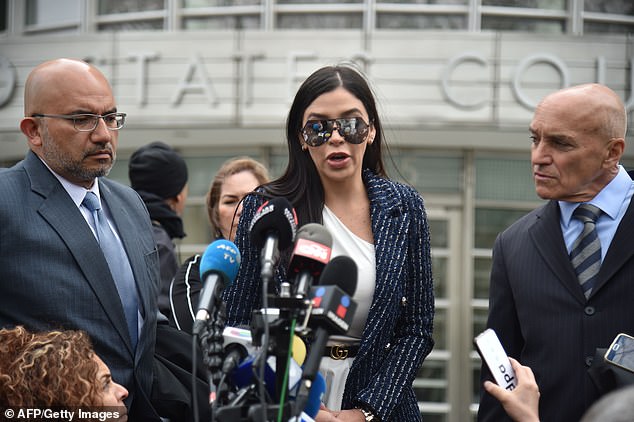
top-left (529, 200), bottom-right (587, 304)
top-left (592, 197), bottom-right (634, 296)
top-left (100, 181), bottom-right (152, 322)
top-left (25, 153), bottom-right (134, 353)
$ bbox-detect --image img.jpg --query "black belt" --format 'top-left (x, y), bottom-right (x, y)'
top-left (324, 345), bottom-right (360, 360)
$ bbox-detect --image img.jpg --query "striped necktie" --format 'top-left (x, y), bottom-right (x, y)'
top-left (83, 191), bottom-right (139, 349)
top-left (570, 204), bottom-right (602, 299)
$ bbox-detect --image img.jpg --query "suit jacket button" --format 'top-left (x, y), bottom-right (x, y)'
top-left (584, 306), bottom-right (596, 316)
top-left (585, 356), bottom-right (594, 367)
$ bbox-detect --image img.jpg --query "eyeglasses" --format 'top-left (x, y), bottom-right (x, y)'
top-left (301, 117), bottom-right (370, 147)
top-left (31, 113), bottom-right (127, 132)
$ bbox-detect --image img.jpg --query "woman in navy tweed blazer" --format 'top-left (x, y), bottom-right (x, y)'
top-left (222, 65), bottom-right (435, 421)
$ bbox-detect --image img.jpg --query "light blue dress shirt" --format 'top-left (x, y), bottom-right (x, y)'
top-left (559, 165), bottom-right (634, 262)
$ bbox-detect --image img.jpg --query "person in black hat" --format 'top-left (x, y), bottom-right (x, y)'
top-left (129, 141), bottom-right (188, 306)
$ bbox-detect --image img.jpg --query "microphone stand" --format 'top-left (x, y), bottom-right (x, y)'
top-left (213, 292), bottom-right (309, 421)
top-left (197, 302), bottom-right (227, 421)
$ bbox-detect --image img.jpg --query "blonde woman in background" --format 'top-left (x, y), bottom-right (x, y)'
top-left (162, 156), bottom-right (269, 333)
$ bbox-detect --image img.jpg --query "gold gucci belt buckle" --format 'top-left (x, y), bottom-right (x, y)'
top-left (330, 345), bottom-right (349, 360)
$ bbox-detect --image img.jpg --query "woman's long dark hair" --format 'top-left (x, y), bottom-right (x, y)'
top-left (263, 64), bottom-right (387, 225)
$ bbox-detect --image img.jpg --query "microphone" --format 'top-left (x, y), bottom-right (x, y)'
top-left (310, 255), bottom-right (358, 333)
top-left (230, 351), bottom-right (303, 400)
top-left (220, 326), bottom-right (254, 374)
top-left (294, 255), bottom-right (358, 416)
top-left (317, 254), bottom-right (357, 293)
top-left (193, 239), bottom-right (241, 335)
top-left (288, 223), bottom-right (332, 299)
top-left (249, 197), bottom-right (298, 281)
top-left (301, 371), bottom-right (326, 419)
top-left (288, 372), bottom-right (326, 422)
top-left (221, 326), bottom-right (307, 373)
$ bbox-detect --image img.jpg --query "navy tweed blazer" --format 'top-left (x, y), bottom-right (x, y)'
top-left (223, 169), bottom-right (435, 421)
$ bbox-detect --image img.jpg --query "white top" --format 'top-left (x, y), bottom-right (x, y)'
top-left (322, 205), bottom-right (376, 340)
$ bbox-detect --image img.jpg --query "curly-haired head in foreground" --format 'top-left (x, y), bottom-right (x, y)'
top-left (0, 326), bottom-right (128, 410)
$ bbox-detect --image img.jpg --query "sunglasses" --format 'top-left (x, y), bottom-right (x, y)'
top-left (301, 117), bottom-right (371, 147)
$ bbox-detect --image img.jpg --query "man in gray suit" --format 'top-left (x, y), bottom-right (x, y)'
top-left (0, 59), bottom-right (160, 419)
top-left (478, 84), bottom-right (634, 422)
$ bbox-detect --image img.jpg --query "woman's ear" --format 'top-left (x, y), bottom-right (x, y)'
top-left (367, 122), bottom-right (376, 145)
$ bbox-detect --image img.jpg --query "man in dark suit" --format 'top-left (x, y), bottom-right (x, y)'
top-left (0, 59), bottom-right (160, 419)
top-left (478, 83), bottom-right (634, 422)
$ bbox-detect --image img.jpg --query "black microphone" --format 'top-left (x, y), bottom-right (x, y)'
top-left (249, 197), bottom-right (297, 281)
top-left (318, 254), bottom-right (357, 293)
top-left (295, 255), bottom-right (358, 416)
top-left (192, 239), bottom-right (241, 335)
top-left (288, 223), bottom-right (332, 299)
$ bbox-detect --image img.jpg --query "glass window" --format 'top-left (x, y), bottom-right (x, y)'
top-left (429, 220), bottom-right (448, 249)
top-left (185, 0), bottom-right (260, 5)
top-left (473, 257), bottom-right (492, 300)
top-left (108, 159), bottom-right (130, 186)
top-left (277, 13), bottom-right (363, 29)
top-left (416, 359), bottom-right (448, 402)
top-left (98, 0), bottom-right (165, 14)
top-left (584, 0), bottom-right (634, 15)
top-left (278, 0), bottom-right (360, 3)
top-left (377, 13), bottom-right (467, 29)
top-left (269, 149), bottom-right (289, 180)
top-left (483, 0), bottom-right (565, 9)
top-left (474, 208), bottom-right (532, 249)
top-left (26, 0), bottom-right (80, 26)
top-left (472, 309), bottom-right (489, 352)
top-left (432, 256), bottom-right (447, 299)
top-left (98, 20), bottom-right (165, 31)
top-left (432, 308), bottom-right (448, 349)
top-left (182, 203), bottom-right (215, 247)
top-left (584, 21), bottom-right (634, 34)
top-left (184, 15), bottom-right (261, 29)
top-left (475, 157), bottom-right (540, 201)
top-left (388, 151), bottom-right (463, 194)
top-left (471, 356), bottom-right (483, 403)
top-left (380, 0), bottom-right (466, 4)
top-left (186, 154), bottom-right (268, 197)
top-left (481, 15), bottom-right (565, 32)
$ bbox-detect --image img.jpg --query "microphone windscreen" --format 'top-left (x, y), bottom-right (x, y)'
top-left (318, 255), bottom-right (358, 296)
top-left (199, 239), bottom-right (241, 284)
top-left (292, 335), bottom-right (307, 366)
top-left (249, 197), bottom-right (297, 250)
top-left (288, 223), bottom-right (332, 275)
top-left (296, 223), bottom-right (332, 246)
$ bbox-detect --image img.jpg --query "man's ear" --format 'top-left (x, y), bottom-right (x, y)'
top-left (20, 117), bottom-right (43, 147)
top-left (604, 137), bottom-right (625, 168)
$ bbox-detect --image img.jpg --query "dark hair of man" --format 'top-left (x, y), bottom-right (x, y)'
top-left (263, 64), bottom-right (387, 226)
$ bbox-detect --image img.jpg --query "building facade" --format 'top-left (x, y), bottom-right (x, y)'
top-left (1, 1), bottom-right (633, 421)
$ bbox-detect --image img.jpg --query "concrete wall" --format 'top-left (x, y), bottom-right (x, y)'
top-left (1, 30), bottom-right (632, 159)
